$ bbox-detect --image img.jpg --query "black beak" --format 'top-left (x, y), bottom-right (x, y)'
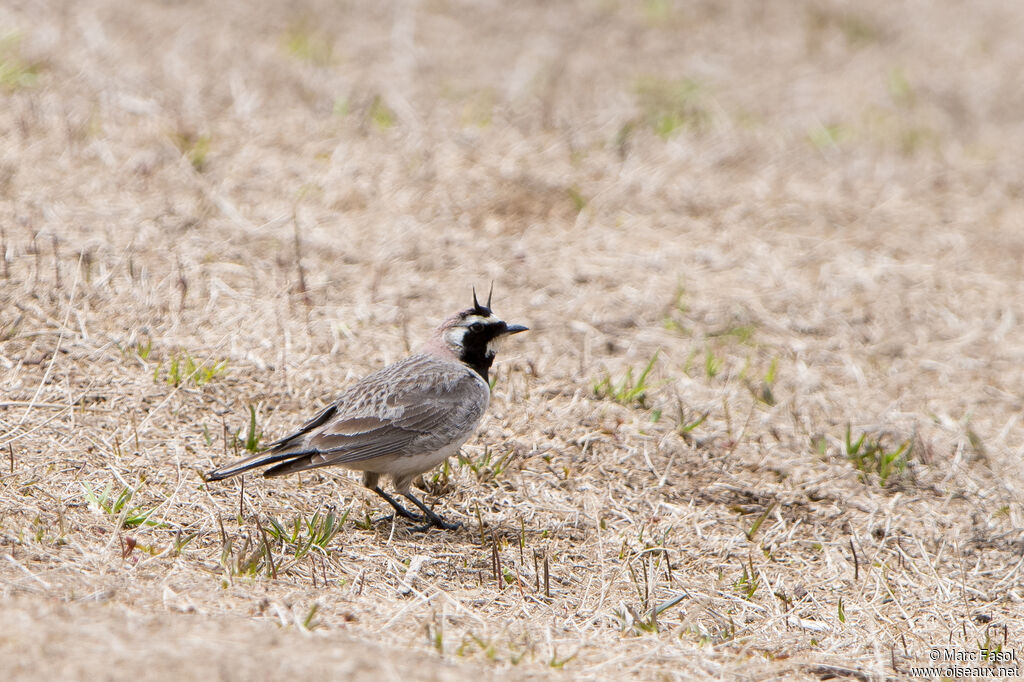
top-left (504, 323), bottom-right (529, 335)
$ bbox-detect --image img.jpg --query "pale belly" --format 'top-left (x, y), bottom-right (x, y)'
top-left (386, 437), bottom-right (469, 479)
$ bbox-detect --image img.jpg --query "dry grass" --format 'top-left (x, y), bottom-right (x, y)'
top-left (2, 0), bottom-right (1024, 679)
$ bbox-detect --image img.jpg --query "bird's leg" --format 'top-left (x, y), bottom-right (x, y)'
top-left (402, 491), bottom-right (463, 531)
top-left (371, 486), bottom-right (423, 522)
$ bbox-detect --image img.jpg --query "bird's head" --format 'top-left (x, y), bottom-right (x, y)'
top-left (435, 286), bottom-right (528, 379)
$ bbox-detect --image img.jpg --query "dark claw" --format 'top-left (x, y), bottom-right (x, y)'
top-left (410, 519), bottom-right (464, 533)
top-left (402, 491), bottom-right (463, 531)
top-left (372, 512), bottom-right (425, 525)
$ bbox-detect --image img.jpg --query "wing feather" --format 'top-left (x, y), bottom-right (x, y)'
top-left (217, 354), bottom-right (489, 479)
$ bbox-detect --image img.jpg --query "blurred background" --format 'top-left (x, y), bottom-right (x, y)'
top-left (2, 0), bottom-right (1023, 678)
top-left (4, 0), bottom-right (1022, 458)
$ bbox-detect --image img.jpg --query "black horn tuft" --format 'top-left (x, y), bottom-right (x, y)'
top-left (472, 286), bottom-right (491, 315)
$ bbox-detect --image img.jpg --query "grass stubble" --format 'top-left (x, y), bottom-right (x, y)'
top-left (1, 0), bottom-right (1024, 680)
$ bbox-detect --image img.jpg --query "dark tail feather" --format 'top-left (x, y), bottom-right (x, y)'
top-left (205, 448), bottom-right (316, 482)
top-left (262, 453), bottom-right (335, 478)
top-left (206, 402), bottom-right (340, 481)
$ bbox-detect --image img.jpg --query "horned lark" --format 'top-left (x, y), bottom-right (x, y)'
top-left (205, 288), bottom-right (528, 531)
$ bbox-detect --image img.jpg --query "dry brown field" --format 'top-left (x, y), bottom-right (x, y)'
top-left (2, 0), bottom-right (1024, 679)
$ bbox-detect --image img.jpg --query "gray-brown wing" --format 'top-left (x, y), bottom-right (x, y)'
top-left (260, 358), bottom-right (489, 476)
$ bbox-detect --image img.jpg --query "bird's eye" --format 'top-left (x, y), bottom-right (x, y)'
top-left (469, 322), bottom-right (484, 333)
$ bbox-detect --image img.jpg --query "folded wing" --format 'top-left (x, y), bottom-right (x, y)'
top-left (204, 355), bottom-right (488, 481)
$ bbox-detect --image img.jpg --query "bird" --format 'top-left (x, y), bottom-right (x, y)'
top-left (205, 287), bottom-right (528, 531)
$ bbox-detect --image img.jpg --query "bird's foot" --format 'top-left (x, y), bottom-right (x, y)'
top-left (372, 512), bottom-right (425, 525)
top-left (372, 486), bottom-right (422, 521)
top-left (403, 491), bottom-right (463, 531)
top-left (370, 485), bottom-right (463, 531)
top-left (410, 517), bottom-right (464, 533)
